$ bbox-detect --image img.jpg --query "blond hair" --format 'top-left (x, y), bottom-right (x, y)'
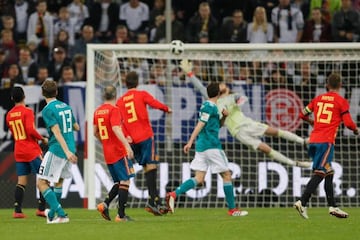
top-left (252, 7), bottom-right (268, 33)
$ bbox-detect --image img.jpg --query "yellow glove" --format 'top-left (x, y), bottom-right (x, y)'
top-left (180, 59), bottom-right (193, 74)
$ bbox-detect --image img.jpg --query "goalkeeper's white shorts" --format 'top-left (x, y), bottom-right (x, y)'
top-left (234, 121), bottom-right (268, 150)
top-left (38, 151), bottom-right (73, 183)
top-left (190, 149), bottom-right (229, 174)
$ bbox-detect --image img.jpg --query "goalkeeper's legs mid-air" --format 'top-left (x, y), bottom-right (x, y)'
top-left (257, 140), bottom-right (311, 168)
top-left (264, 126), bottom-right (306, 145)
top-left (263, 126), bottom-right (311, 167)
top-left (235, 124), bottom-right (311, 168)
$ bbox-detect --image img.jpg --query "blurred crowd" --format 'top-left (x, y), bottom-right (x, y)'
top-left (0, 0), bottom-right (359, 88)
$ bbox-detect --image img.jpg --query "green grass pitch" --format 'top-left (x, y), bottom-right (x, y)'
top-left (1, 208), bottom-right (359, 240)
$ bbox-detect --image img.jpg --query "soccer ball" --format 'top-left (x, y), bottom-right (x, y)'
top-left (170, 40), bottom-right (184, 55)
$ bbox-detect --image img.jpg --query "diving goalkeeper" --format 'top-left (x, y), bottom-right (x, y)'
top-left (180, 59), bottom-right (310, 168)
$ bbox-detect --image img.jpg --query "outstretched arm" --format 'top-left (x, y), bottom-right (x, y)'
top-left (143, 91), bottom-right (171, 112)
top-left (180, 59), bottom-right (208, 98)
top-left (183, 120), bottom-right (205, 154)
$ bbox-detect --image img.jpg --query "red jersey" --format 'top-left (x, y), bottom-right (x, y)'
top-left (6, 105), bottom-right (43, 162)
top-left (116, 89), bottom-right (169, 143)
top-left (93, 103), bottom-right (127, 164)
top-left (300, 91), bottom-right (357, 143)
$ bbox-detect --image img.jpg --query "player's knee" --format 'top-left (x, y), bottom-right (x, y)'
top-left (220, 171), bottom-right (232, 182)
top-left (144, 164), bottom-right (157, 172)
top-left (194, 176), bottom-right (205, 185)
top-left (37, 179), bottom-right (48, 190)
top-left (17, 176), bottom-right (28, 186)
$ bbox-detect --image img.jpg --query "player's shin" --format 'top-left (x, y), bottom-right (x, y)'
top-left (38, 192), bottom-right (46, 211)
top-left (301, 174), bottom-right (324, 206)
top-left (324, 174), bottom-right (336, 207)
top-left (278, 130), bottom-right (305, 145)
top-left (14, 184), bottom-right (26, 213)
top-left (42, 188), bottom-right (66, 217)
top-left (145, 168), bottom-right (158, 205)
top-left (268, 149), bottom-right (296, 166)
top-left (223, 182), bottom-right (236, 209)
top-left (105, 182), bottom-right (119, 206)
top-left (54, 187), bottom-right (62, 202)
top-left (118, 184), bottom-right (129, 218)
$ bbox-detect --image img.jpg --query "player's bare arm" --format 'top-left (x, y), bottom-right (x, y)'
top-left (220, 108), bottom-right (228, 126)
top-left (51, 124), bottom-right (78, 163)
top-left (112, 126), bottom-right (134, 159)
top-left (93, 125), bottom-right (101, 140)
top-left (41, 137), bottom-right (48, 145)
top-left (73, 122), bottom-right (80, 131)
top-left (180, 59), bottom-right (208, 98)
top-left (184, 121), bottom-right (205, 154)
top-left (354, 128), bottom-right (359, 135)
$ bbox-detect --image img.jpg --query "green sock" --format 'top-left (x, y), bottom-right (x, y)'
top-left (175, 178), bottom-right (197, 196)
top-left (42, 188), bottom-right (66, 218)
top-left (223, 182), bottom-right (236, 209)
top-left (54, 187), bottom-right (62, 202)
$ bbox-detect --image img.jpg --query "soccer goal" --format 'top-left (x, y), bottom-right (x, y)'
top-left (86, 43), bottom-right (360, 210)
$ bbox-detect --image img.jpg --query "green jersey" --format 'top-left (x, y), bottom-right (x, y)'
top-left (217, 94), bottom-right (253, 136)
top-left (196, 100), bottom-right (222, 152)
top-left (42, 99), bottom-right (77, 158)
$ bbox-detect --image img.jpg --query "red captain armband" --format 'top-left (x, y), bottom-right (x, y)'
top-left (187, 72), bottom-right (194, 77)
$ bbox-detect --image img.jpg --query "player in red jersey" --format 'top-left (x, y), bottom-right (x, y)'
top-left (94, 85), bottom-right (135, 222)
top-left (116, 71), bottom-right (172, 216)
top-left (6, 87), bottom-right (48, 218)
top-left (294, 73), bottom-right (359, 219)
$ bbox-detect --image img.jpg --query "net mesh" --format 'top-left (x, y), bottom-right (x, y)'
top-left (87, 44), bottom-right (360, 209)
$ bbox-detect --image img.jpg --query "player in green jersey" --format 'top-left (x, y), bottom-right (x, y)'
top-left (166, 82), bottom-right (248, 217)
top-left (37, 79), bottom-right (80, 224)
top-left (180, 59), bottom-right (310, 168)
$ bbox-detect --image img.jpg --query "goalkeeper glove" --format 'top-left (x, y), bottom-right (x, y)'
top-left (180, 59), bottom-right (193, 76)
top-left (234, 95), bottom-right (248, 106)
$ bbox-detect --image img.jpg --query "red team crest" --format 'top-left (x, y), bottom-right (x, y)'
top-left (265, 89), bottom-right (303, 132)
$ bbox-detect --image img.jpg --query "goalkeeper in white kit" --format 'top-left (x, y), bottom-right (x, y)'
top-left (180, 59), bottom-right (310, 168)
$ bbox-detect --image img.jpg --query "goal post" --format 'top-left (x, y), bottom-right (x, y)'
top-left (86, 43), bottom-right (360, 210)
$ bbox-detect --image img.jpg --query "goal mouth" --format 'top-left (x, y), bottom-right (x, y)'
top-left (85, 43), bottom-right (360, 209)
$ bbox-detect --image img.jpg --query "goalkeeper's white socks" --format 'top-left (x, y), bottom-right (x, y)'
top-left (268, 149), bottom-right (296, 166)
top-left (278, 130), bottom-right (305, 145)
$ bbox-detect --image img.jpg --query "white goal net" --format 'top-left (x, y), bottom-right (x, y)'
top-left (86, 43), bottom-right (360, 210)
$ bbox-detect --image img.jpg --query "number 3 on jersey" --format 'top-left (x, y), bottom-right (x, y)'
top-left (125, 101), bottom-right (138, 123)
top-left (316, 102), bottom-right (333, 124)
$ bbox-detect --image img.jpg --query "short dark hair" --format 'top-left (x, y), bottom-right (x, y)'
top-left (103, 85), bottom-right (117, 100)
top-left (125, 71), bottom-right (139, 89)
top-left (37, 0), bottom-right (47, 6)
top-left (62, 65), bottom-right (73, 74)
top-left (206, 82), bottom-right (220, 98)
top-left (11, 86), bottom-right (25, 103)
top-left (42, 79), bottom-right (58, 98)
top-left (327, 73), bottom-right (341, 89)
